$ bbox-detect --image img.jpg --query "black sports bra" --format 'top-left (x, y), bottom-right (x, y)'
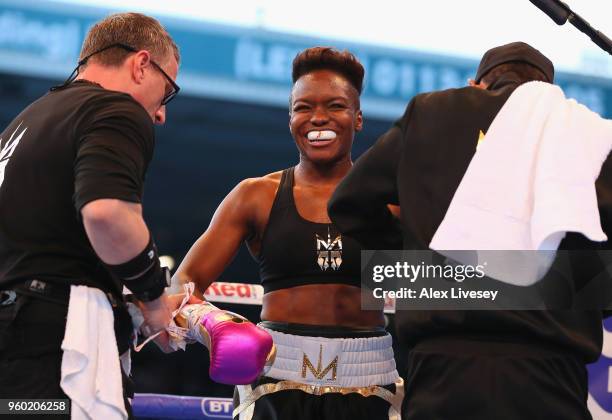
top-left (258, 167), bottom-right (362, 293)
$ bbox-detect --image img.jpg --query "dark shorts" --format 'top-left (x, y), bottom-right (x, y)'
top-left (403, 336), bottom-right (592, 420)
top-left (233, 376), bottom-right (396, 420)
top-left (0, 290), bottom-right (134, 419)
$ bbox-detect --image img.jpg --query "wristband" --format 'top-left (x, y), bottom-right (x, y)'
top-left (106, 235), bottom-right (170, 302)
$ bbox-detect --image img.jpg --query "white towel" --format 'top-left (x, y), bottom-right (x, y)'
top-left (60, 285), bottom-right (127, 420)
top-left (430, 81), bottom-right (612, 286)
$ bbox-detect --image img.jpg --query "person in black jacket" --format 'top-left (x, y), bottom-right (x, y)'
top-left (329, 41), bottom-right (611, 420)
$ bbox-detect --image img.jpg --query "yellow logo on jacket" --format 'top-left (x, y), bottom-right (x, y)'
top-left (476, 130), bottom-right (486, 150)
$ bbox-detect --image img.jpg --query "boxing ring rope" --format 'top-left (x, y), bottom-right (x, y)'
top-left (132, 282), bottom-right (396, 419)
top-left (132, 394), bottom-right (234, 419)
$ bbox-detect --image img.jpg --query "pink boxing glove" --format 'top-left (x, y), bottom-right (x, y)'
top-left (175, 303), bottom-right (274, 385)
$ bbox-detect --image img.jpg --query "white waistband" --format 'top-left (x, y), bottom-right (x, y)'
top-left (261, 326), bottom-right (400, 388)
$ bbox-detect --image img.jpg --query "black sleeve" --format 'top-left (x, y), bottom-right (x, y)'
top-left (561, 154), bottom-right (612, 315)
top-left (596, 156), bottom-right (612, 317)
top-left (329, 100), bottom-right (414, 249)
top-left (73, 95), bottom-right (155, 211)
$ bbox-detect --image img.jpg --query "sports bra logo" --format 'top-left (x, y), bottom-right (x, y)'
top-left (316, 227), bottom-right (342, 271)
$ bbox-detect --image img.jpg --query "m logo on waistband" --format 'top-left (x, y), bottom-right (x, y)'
top-left (301, 344), bottom-right (338, 381)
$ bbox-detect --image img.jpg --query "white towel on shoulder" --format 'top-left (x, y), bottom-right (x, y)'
top-left (60, 285), bottom-right (127, 420)
top-left (430, 81), bottom-right (612, 285)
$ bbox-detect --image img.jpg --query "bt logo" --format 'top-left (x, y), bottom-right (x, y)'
top-left (201, 398), bottom-right (232, 418)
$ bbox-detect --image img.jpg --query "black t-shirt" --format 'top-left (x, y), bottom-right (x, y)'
top-left (0, 80), bottom-right (154, 295)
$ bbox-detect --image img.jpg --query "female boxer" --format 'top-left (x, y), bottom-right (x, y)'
top-left (175, 47), bottom-right (402, 420)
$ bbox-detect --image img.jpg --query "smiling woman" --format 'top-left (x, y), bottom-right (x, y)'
top-left (173, 46), bottom-right (403, 420)
top-left (288, 54), bottom-right (361, 161)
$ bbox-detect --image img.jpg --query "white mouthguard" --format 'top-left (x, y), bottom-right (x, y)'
top-left (307, 130), bottom-right (337, 141)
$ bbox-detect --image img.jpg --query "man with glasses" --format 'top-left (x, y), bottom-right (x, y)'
top-left (0, 12), bottom-right (181, 418)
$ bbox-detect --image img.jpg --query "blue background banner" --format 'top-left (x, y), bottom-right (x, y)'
top-left (0, 0), bottom-right (610, 120)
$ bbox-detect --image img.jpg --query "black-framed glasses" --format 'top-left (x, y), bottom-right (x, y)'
top-left (54, 43), bottom-right (180, 105)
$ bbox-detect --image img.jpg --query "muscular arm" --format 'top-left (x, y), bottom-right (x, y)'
top-left (75, 94), bottom-right (156, 265)
top-left (81, 199), bottom-right (149, 264)
top-left (81, 198), bottom-right (182, 352)
top-left (173, 179), bottom-right (260, 296)
top-left (75, 96), bottom-right (177, 350)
